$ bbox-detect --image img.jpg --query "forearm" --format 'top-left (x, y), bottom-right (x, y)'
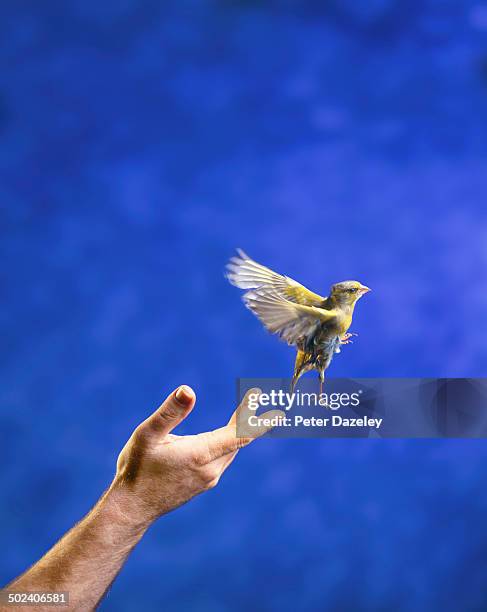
top-left (4, 481), bottom-right (151, 612)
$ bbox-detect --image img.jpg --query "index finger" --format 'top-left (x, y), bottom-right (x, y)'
top-left (204, 389), bottom-right (285, 461)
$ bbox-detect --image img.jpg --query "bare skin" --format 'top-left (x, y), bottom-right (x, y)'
top-left (1, 386), bottom-right (281, 611)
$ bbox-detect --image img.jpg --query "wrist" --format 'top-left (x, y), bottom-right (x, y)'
top-left (102, 478), bottom-right (156, 534)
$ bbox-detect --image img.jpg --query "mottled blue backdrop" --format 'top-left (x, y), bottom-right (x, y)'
top-left (2, 1), bottom-right (487, 610)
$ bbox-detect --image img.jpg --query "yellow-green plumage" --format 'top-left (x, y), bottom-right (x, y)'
top-left (226, 250), bottom-right (370, 392)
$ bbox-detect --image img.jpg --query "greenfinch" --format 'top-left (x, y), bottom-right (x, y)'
top-left (226, 250), bottom-right (370, 392)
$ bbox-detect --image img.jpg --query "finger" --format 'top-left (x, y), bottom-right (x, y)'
top-left (213, 388), bottom-right (261, 470)
top-left (203, 388), bottom-right (260, 466)
top-left (142, 385), bottom-right (196, 436)
top-left (205, 408), bottom-right (285, 462)
top-left (210, 402), bottom-right (285, 471)
top-left (227, 387), bottom-right (262, 429)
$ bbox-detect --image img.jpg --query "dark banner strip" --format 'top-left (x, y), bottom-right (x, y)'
top-left (236, 378), bottom-right (487, 438)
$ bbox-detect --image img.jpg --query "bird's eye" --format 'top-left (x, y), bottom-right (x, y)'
top-left (348, 287), bottom-right (358, 293)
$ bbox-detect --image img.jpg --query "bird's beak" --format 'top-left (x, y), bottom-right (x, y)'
top-left (359, 285), bottom-right (371, 295)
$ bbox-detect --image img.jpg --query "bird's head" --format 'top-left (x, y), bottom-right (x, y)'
top-left (330, 280), bottom-right (371, 307)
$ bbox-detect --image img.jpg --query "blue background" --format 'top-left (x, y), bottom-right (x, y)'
top-left (2, 1), bottom-right (487, 610)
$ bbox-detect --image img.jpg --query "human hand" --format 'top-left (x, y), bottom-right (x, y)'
top-left (108, 386), bottom-right (282, 529)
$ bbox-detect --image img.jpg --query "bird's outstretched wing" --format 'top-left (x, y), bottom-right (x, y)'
top-left (243, 288), bottom-right (336, 346)
top-left (226, 250), bottom-right (335, 346)
top-left (226, 249), bottom-right (326, 307)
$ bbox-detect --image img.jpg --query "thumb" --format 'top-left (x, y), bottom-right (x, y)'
top-left (142, 385), bottom-right (196, 436)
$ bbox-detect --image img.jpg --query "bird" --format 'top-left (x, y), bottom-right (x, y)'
top-left (226, 249), bottom-right (370, 394)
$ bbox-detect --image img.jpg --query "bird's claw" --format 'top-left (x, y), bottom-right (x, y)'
top-left (340, 332), bottom-right (357, 345)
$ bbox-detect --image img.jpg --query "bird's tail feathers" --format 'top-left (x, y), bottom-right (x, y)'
top-left (291, 350), bottom-right (313, 391)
